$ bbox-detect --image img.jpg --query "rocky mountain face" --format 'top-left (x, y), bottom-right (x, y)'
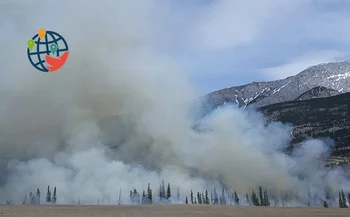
top-left (259, 92), bottom-right (350, 156)
top-left (198, 61), bottom-right (350, 156)
top-left (201, 61), bottom-right (350, 111)
top-left (295, 86), bottom-right (339, 101)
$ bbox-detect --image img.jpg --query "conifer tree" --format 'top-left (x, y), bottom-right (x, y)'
top-left (52, 187), bottom-right (57, 204)
top-left (190, 190), bottom-right (194, 204)
top-left (341, 190), bottom-right (348, 208)
top-left (263, 190), bottom-right (270, 206)
top-left (205, 190), bottom-right (209, 204)
top-left (160, 180), bottom-right (165, 199)
top-left (234, 191), bottom-right (239, 205)
top-left (246, 193), bottom-right (250, 206)
top-left (142, 190), bottom-right (146, 204)
top-left (176, 187), bottom-right (180, 202)
top-left (323, 200), bottom-right (329, 208)
top-left (213, 188), bottom-right (219, 204)
top-left (147, 183), bottom-right (153, 204)
top-left (185, 196), bottom-right (188, 204)
top-left (201, 193), bottom-right (205, 205)
top-left (36, 188), bottom-right (40, 205)
top-left (194, 198), bottom-right (197, 204)
top-left (22, 194), bottom-right (27, 205)
top-left (30, 192), bottom-right (35, 204)
top-left (220, 188), bottom-right (226, 205)
top-left (133, 189), bottom-right (138, 204)
top-left (259, 186), bottom-right (264, 206)
top-left (166, 183), bottom-right (171, 200)
top-left (339, 191), bottom-right (343, 208)
top-left (130, 190), bottom-right (133, 204)
top-left (251, 190), bottom-right (260, 206)
top-left (348, 192), bottom-right (350, 206)
top-left (46, 186), bottom-right (51, 203)
top-left (29, 192), bottom-right (33, 204)
top-left (197, 192), bottom-right (201, 204)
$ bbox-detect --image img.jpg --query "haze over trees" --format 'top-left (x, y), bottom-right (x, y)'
top-left (15, 181), bottom-right (350, 208)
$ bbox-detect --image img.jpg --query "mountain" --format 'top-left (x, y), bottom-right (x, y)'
top-left (259, 92), bottom-right (350, 156)
top-left (295, 86), bottom-right (339, 101)
top-left (201, 61), bottom-right (350, 111)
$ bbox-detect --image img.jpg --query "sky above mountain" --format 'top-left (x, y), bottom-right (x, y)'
top-left (2, 0), bottom-right (350, 95)
top-left (151, 0), bottom-right (350, 94)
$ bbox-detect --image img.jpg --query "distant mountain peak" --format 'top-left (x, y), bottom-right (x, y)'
top-left (202, 61), bottom-right (350, 111)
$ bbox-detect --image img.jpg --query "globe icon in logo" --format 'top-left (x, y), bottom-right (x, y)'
top-left (27, 29), bottom-right (69, 73)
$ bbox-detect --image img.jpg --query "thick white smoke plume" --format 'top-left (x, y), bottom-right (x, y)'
top-left (0, 0), bottom-right (349, 206)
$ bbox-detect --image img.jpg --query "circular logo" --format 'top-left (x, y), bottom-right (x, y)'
top-left (27, 28), bottom-right (69, 72)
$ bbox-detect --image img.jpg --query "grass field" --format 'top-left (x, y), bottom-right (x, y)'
top-left (0, 204), bottom-right (349, 217)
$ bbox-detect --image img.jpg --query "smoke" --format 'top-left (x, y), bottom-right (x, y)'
top-left (0, 0), bottom-right (349, 206)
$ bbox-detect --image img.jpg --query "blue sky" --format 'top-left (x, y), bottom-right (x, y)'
top-left (151, 0), bottom-right (350, 94)
top-left (2, 0), bottom-right (350, 96)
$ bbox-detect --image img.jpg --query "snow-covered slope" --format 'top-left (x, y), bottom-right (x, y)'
top-left (201, 61), bottom-right (350, 110)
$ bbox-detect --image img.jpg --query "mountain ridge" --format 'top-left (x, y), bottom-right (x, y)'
top-left (201, 61), bottom-right (350, 111)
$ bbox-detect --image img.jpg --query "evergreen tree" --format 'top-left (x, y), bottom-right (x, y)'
top-left (339, 191), bottom-right (343, 208)
top-left (46, 186), bottom-right (51, 203)
top-left (130, 190), bottom-right (133, 204)
top-left (246, 193), bottom-right (250, 205)
top-left (213, 188), bottom-right (219, 204)
top-left (234, 191), bottom-right (239, 205)
top-left (166, 183), bottom-right (171, 200)
top-left (133, 189), bottom-right (138, 204)
top-left (147, 183), bottom-right (153, 204)
top-left (323, 200), bottom-right (329, 208)
top-left (325, 187), bottom-right (331, 201)
top-left (201, 193), bottom-right (205, 205)
top-left (220, 188), bottom-right (226, 205)
top-left (30, 192), bottom-right (35, 204)
top-left (194, 198), bottom-right (197, 204)
top-left (307, 190), bottom-right (311, 207)
top-left (197, 192), bottom-right (201, 204)
top-left (22, 194), bottom-right (28, 205)
top-left (263, 190), bottom-right (270, 206)
top-left (185, 196), bottom-right (188, 204)
top-left (52, 187), bottom-right (57, 204)
top-left (142, 190), bottom-right (146, 204)
top-left (251, 190), bottom-right (260, 206)
top-left (348, 192), bottom-right (350, 206)
top-left (176, 187), bottom-right (180, 202)
top-left (36, 188), bottom-right (40, 205)
top-left (205, 190), bottom-right (209, 204)
top-left (341, 190), bottom-right (348, 208)
top-left (258, 186), bottom-right (264, 206)
top-left (160, 180), bottom-right (165, 200)
top-left (190, 190), bottom-right (194, 204)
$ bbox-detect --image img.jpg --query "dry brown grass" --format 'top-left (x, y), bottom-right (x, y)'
top-left (0, 204), bottom-right (348, 217)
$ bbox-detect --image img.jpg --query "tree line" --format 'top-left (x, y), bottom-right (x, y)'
top-left (17, 181), bottom-right (350, 208)
top-left (22, 185), bottom-right (57, 205)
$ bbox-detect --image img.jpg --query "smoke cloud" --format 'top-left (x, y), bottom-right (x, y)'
top-left (0, 0), bottom-right (349, 206)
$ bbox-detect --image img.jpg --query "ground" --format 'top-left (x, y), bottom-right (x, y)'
top-left (0, 204), bottom-right (349, 217)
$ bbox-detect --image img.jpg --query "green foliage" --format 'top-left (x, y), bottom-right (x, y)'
top-left (52, 187), bottom-right (57, 204)
top-left (234, 191), bottom-right (239, 205)
top-left (190, 190), bottom-right (194, 204)
top-left (46, 186), bottom-right (51, 203)
top-left (166, 183), bottom-right (171, 200)
top-left (205, 190), bottom-right (210, 204)
top-left (251, 190), bottom-right (260, 206)
top-left (259, 186), bottom-right (264, 206)
top-left (323, 200), bottom-right (329, 208)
